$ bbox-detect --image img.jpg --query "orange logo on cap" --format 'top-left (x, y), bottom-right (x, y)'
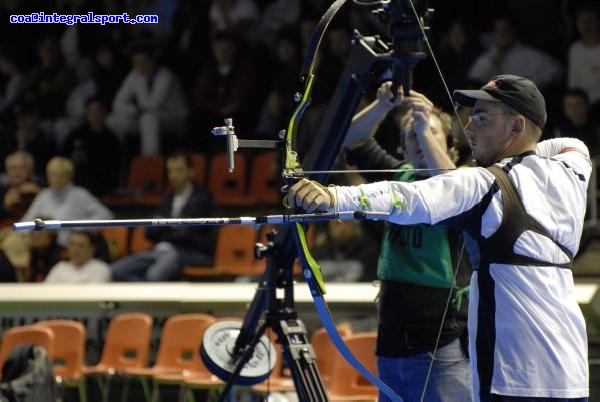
top-left (485, 79), bottom-right (499, 88)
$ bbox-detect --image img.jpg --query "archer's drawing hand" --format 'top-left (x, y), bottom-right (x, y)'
top-left (288, 179), bottom-right (335, 213)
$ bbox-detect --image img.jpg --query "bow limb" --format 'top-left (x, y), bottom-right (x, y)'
top-left (280, 1), bottom-right (404, 400)
top-left (282, 0), bottom-right (349, 178)
top-left (291, 222), bottom-right (404, 401)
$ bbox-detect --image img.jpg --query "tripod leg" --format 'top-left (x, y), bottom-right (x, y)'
top-left (279, 319), bottom-right (328, 402)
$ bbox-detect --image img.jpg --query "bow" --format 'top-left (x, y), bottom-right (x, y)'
top-left (277, 0), bottom-right (468, 401)
top-left (276, 0), bottom-right (407, 400)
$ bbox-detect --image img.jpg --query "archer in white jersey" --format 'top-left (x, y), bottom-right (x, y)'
top-left (289, 75), bottom-right (590, 401)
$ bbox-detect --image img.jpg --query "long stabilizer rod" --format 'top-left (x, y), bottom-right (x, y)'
top-left (13, 211), bottom-right (390, 232)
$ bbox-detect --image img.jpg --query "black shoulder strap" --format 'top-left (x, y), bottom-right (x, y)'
top-left (482, 165), bottom-right (573, 269)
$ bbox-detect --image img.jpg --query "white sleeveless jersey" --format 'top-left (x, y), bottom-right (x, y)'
top-left (333, 138), bottom-right (591, 399)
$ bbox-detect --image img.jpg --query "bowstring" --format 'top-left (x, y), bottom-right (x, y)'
top-left (404, 1), bottom-right (469, 401)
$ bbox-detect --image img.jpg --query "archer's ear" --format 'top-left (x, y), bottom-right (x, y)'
top-left (509, 115), bottom-right (525, 136)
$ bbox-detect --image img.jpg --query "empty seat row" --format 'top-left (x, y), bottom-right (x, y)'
top-left (0, 314), bottom-right (376, 401)
top-left (102, 151), bottom-right (281, 208)
top-left (182, 224), bottom-right (314, 279)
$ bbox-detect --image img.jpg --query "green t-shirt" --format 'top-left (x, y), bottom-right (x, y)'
top-left (376, 163), bottom-right (454, 288)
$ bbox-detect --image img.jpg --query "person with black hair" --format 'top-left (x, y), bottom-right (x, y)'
top-left (555, 88), bottom-right (600, 156)
top-left (60, 98), bottom-right (121, 196)
top-left (111, 152), bottom-right (215, 282)
top-left (568, 3), bottom-right (600, 107)
top-left (106, 45), bottom-right (188, 155)
top-left (0, 48), bottom-right (25, 120)
top-left (289, 75), bottom-right (590, 401)
top-left (44, 230), bottom-right (110, 283)
top-left (468, 17), bottom-right (562, 90)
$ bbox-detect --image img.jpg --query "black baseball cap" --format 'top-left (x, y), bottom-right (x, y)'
top-left (453, 75), bottom-right (547, 129)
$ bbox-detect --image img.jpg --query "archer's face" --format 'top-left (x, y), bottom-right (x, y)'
top-left (464, 100), bottom-right (514, 167)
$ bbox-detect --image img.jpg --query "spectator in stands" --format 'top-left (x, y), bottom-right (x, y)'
top-left (297, 14), bottom-right (318, 56)
top-left (60, 98), bottom-right (121, 197)
top-left (253, 29), bottom-right (302, 134)
top-left (311, 219), bottom-right (379, 282)
top-left (94, 44), bottom-right (128, 108)
top-left (468, 17), bottom-right (562, 90)
top-left (254, 86), bottom-right (293, 140)
top-left (0, 151), bottom-right (41, 227)
top-left (111, 152), bottom-right (216, 282)
top-left (22, 156), bottom-right (114, 247)
top-left (26, 225), bottom-right (61, 282)
top-left (45, 230), bottom-right (111, 283)
top-left (248, 0), bottom-right (301, 46)
top-left (436, 20), bottom-right (479, 102)
top-left (191, 31), bottom-right (256, 149)
top-left (555, 88), bottom-right (600, 155)
top-left (264, 28), bottom-right (303, 91)
top-left (0, 101), bottom-right (56, 178)
top-left (24, 36), bottom-right (75, 119)
top-left (209, 0), bottom-right (259, 36)
top-left (314, 24), bottom-right (352, 103)
top-left (568, 4), bottom-right (600, 107)
top-left (0, 47), bottom-right (25, 121)
top-left (106, 45), bottom-right (188, 155)
top-left (51, 57), bottom-right (98, 147)
top-left (165, 1), bottom-right (211, 87)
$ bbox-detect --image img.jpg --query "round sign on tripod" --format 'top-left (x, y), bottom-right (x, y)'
top-left (200, 321), bottom-right (277, 386)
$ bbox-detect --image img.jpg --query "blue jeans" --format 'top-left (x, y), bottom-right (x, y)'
top-left (111, 247), bottom-right (212, 281)
top-left (377, 338), bottom-right (472, 402)
top-left (481, 396), bottom-right (588, 402)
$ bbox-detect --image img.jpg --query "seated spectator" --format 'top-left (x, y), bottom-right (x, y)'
top-left (26, 226), bottom-right (62, 282)
top-left (0, 151), bottom-right (41, 227)
top-left (468, 16), bottom-right (562, 90)
top-left (111, 152), bottom-right (216, 282)
top-left (555, 88), bottom-right (600, 155)
top-left (256, 27), bottom-right (302, 97)
top-left (0, 47), bottom-right (25, 121)
top-left (51, 57), bottom-right (98, 147)
top-left (568, 4), bottom-right (600, 107)
top-left (24, 36), bottom-right (76, 120)
top-left (94, 44), bottom-right (128, 108)
top-left (0, 101), bottom-right (56, 178)
top-left (0, 249), bottom-right (18, 282)
top-left (253, 86), bottom-right (293, 140)
top-left (314, 24), bottom-right (352, 103)
top-left (0, 228), bottom-right (29, 282)
top-left (45, 230), bottom-right (111, 283)
top-left (22, 156), bottom-right (114, 247)
top-left (60, 98), bottom-right (121, 197)
top-left (106, 45), bottom-right (188, 155)
top-left (209, 0), bottom-right (259, 37)
top-left (434, 20), bottom-right (479, 108)
top-left (248, 0), bottom-right (301, 46)
top-left (191, 31), bottom-right (256, 150)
